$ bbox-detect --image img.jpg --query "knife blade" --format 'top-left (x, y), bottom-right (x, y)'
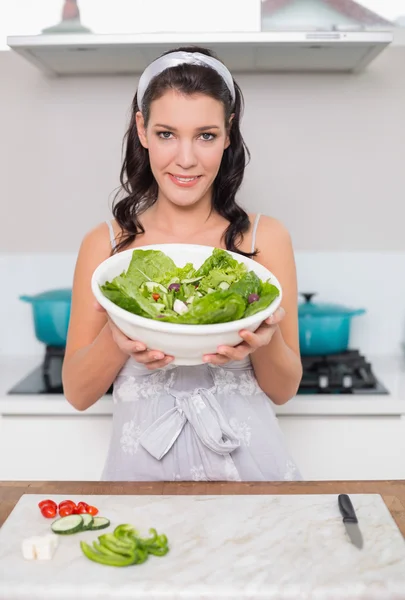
top-left (338, 494), bottom-right (364, 549)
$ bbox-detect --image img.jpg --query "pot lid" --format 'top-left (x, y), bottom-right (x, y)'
top-left (298, 293), bottom-right (365, 317)
top-left (20, 289), bottom-right (72, 302)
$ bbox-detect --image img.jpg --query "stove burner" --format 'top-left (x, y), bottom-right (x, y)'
top-left (298, 350), bottom-right (388, 394)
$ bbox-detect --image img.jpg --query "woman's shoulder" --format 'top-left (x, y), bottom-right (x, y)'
top-left (76, 221), bottom-right (119, 265)
top-left (248, 213), bottom-right (294, 267)
top-left (80, 219), bottom-right (121, 250)
top-left (249, 213), bottom-right (292, 246)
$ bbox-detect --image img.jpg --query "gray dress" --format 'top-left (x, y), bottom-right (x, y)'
top-left (101, 216), bottom-right (302, 482)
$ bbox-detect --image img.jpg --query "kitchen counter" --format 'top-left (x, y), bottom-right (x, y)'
top-left (1, 353), bottom-right (405, 416)
top-left (2, 480), bottom-right (405, 536)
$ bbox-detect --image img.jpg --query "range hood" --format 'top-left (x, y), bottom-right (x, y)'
top-left (7, 30), bottom-right (393, 76)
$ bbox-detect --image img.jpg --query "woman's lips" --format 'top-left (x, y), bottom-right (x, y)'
top-left (168, 174), bottom-right (201, 188)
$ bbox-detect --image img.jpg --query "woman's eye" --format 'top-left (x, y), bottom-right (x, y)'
top-left (158, 131), bottom-right (173, 139)
top-left (200, 133), bottom-right (216, 141)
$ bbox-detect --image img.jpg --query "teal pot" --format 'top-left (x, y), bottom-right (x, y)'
top-left (298, 293), bottom-right (366, 356)
top-left (20, 289), bottom-right (72, 347)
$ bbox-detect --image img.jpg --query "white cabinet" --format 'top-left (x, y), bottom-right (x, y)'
top-left (278, 416), bottom-right (405, 481)
top-left (0, 415), bottom-right (112, 481)
top-left (1, 413), bottom-right (404, 481)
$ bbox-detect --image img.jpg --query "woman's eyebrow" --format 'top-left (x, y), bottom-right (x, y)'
top-left (153, 124), bottom-right (221, 132)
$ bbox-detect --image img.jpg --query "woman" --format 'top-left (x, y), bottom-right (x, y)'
top-left (62, 46), bottom-right (303, 482)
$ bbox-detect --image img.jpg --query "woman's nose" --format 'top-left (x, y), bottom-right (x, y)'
top-left (175, 140), bottom-right (198, 170)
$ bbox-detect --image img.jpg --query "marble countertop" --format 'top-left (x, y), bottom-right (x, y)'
top-left (0, 354), bottom-right (405, 417)
top-left (1, 484), bottom-right (405, 599)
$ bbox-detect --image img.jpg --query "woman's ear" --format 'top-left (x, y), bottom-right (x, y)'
top-left (225, 113), bottom-right (235, 149)
top-left (136, 111), bottom-right (148, 149)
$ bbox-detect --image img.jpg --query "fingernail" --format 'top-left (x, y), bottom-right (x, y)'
top-left (203, 356), bottom-right (210, 363)
top-left (134, 344), bottom-right (144, 352)
top-left (153, 353), bottom-right (164, 360)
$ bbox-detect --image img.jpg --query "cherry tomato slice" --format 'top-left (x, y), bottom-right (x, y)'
top-left (59, 505), bottom-right (74, 517)
top-left (152, 293), bottom-right (160, 301)
top-left (75, 505), bottom-right (87, 514)
top-left (58, 500), bottom-right (76, 510)
top-left (38, 499), bottom-right (57, 510)
top-left (86, 505), bottom-right (99, 516)
top-left (40, 505), bottom-right (57, 518)
top-left (76, 502), bottom-right (89, 514)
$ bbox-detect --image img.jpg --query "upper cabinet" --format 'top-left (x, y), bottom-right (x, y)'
top-left (5, 0), bottom-right (403, 75)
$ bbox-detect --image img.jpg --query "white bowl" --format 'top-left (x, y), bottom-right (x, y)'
top-left (91, 244), bottom-right (282, 366)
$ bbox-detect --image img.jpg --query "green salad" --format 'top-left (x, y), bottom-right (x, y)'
top-left (100, 248), bottom-right (280, 325)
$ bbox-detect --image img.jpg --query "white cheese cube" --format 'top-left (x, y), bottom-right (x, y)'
top-left (173, 299), bottom-right (188, 315)
top-left (21, 534), bottom-right (59, 560)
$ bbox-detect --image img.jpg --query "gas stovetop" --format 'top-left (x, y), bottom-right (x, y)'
top-left (299, 350), bottom-right (389, 395)
top-left (7, 347), bottom-right (389, 396)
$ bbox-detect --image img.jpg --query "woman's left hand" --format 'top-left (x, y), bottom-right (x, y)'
top-left (203, 307), bottom-right (286, 366)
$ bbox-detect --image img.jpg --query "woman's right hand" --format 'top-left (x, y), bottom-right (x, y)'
top-left (94, 301), bottom-right (174, 370)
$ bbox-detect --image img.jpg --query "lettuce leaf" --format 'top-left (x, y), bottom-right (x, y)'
top-left (101, 275), bottom-right (163, 319)
top-left (174, 290), bottom-right (246, 324)
top-left (229, 271), bottom-right (262, 301)
top-left (243, 281), bottom-right (280, 318)
top-left (194, 248), bottom-right (247, 279)
top-left (126, 250), bottom-right (177, 286)
top-left (158, 263), bottom-right (196, 287)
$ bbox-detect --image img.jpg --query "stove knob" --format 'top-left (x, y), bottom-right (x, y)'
top-left (318, 375), bottom-right (329, 389)
top-left (343, 375), bottom-right (353, 389)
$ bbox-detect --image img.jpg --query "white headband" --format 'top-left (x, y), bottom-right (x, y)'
top-left (137, 51), bottom-right (236, 110)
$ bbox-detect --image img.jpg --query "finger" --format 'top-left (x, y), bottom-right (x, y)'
top-left (133, 350), bottom-right (172, 365)
top-left (216, 342), bottom-right (252, 361)
top-left (239, 329), bottom-right (267, 349)
top-left (108, 320), bottom-right (147, 353)
top-left (144, 356), bottom-right (175, 370)
top-left (265, 306), bottom-right (285, 325)
top-left (203, 353), bottom-right (230, 366)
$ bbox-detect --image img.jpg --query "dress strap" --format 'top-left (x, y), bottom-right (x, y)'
top-left (105, 220), bottom-right (117, 251)
top-left (251, 213), bottom-right (261, 253)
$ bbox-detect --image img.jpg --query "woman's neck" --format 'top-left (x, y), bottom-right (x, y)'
top-left (143, 195), bottom-right (222, 236)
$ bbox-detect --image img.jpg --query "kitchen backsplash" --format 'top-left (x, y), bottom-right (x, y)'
top-left (1, 251), bottom-right (404, 357)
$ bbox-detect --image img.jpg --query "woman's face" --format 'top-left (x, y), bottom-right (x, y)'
top-left (136, 90), bottom-right (231, 208)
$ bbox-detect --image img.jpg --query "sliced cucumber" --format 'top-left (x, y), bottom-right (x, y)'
top-left (51, 514), bottom-right (84, 535)
top-left (81, 514), bottom-right (94, 530)
top-left (90, 517), bottom-right (111, 531)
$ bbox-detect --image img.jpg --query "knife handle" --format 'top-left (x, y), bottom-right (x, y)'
top-left (338, 494), bottom-right (358, 524)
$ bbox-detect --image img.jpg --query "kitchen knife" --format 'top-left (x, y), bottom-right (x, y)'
top-left (338, 494), bottom-right (364, 549)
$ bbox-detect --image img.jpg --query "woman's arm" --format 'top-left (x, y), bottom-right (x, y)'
top-left (250, 217), bottom-right (303, 405)
top-left (62, 224), bottom-right (128, 411)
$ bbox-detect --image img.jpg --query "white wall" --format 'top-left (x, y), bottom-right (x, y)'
top-left (1, 44), bottom-right (405, 357)
top-left (2, 46), bottom-right (405, 253)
